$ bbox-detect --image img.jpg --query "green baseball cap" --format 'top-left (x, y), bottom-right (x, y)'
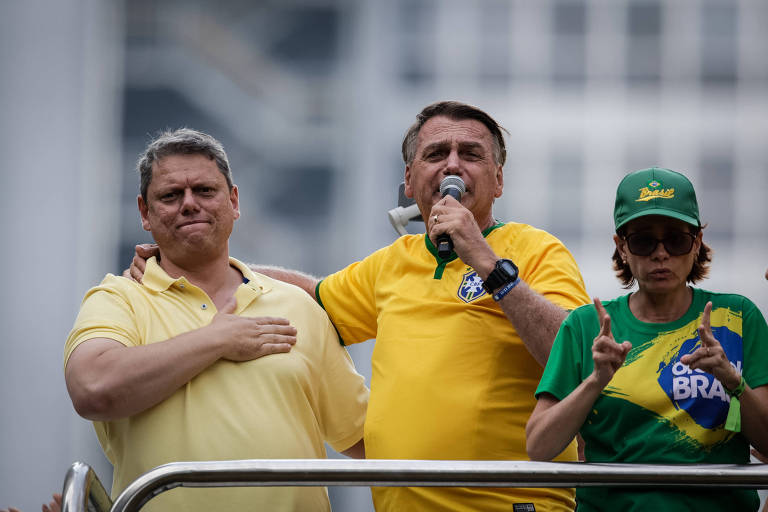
top-left (614, 167), bottom-right (700, 231)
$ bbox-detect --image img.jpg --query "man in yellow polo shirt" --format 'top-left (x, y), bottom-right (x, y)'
top-left (65, 128), bottom-right (368, 511)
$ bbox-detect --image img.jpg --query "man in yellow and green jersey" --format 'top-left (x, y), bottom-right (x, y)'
top-left (257, 101), bottom-right (590, 511)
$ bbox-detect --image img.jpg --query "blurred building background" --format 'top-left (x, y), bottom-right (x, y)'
top-left (1, 0), bottom-right (766, 510)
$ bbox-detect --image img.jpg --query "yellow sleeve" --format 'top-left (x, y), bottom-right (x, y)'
top-left (316, 246), bottom-right (389, 345)
top-left (313, 310), bottom-right (369, 452)
top-left (507, 229), bottom-right (590, 311)
top-left (64, 275), bottom-right (140, 367)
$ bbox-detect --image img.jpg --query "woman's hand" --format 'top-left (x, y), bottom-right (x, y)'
top-left (591, 298), bottom-right (632, 388)
top-left (680, 302), bottom-right (741, 391)
top-left (526, 298), bottom-right (631, 461)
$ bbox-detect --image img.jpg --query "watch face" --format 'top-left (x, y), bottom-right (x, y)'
top-left (499, 259), bottom-right (518, 279)
top-left (483, 259), bottom-right (519, 293)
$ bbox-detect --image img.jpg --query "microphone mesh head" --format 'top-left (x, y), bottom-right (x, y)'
top-left (439, 175), bottom-right (466, 197)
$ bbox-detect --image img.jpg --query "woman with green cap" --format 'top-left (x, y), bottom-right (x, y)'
top-left (525, 167), bottom-right (768, 511)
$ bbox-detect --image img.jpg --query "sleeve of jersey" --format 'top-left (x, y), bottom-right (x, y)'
top-left (64, 276), bottom-right (140, 368)
top-left (535, 308), bottom-right (589, 401)
top-left (313, 311), bottom-right (369, 452)
top-left (512, 231), bottom-right (590, 311)
top-left (316, 247), bottom-right (387, 345)
top-left (741, 297), bottom-right (768, 389)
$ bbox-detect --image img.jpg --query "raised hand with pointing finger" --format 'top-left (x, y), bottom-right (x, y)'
top-left (591, 298), bottom-right (632, 388)
top-left (680, 301), bottom-right (741, 391)
top-left (525, 297), bottom-right (634, 463)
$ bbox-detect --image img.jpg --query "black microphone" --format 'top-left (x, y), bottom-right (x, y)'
top-left (436, 176), bottom-right (466, 259)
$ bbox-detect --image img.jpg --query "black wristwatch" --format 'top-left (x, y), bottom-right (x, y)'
top-left (482, 259), bottom-right (519, 293)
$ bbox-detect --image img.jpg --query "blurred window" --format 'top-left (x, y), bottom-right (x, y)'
top-left (478, 0), bottom-right (511, 86)
top-left (549, 146), bottom-right (584, 238)
top-left (552, 0), bottom-right (587, 88)
top-left (267, 166), bottom-right (333, 220)
top-left (700, 1), bottom-right (738, 86)
top-left (398, 0), bottom-right (436, 86)
top-left (624, 138), bottom-right (660, 173)
top-left (698, 144), bottom-right (734, 239)
top-left (626, 1), bottom-right (662, 86)
top-left (268, 6), bottom-right (340, 74)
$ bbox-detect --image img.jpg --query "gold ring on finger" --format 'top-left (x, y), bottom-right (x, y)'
top-left (433, 215), bottom-right (439, 224)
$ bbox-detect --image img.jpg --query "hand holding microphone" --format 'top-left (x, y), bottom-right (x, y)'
top-left (435, 176), bottom-right (466, 259)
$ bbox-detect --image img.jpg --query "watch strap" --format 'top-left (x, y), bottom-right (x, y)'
top-left (482, 259), bottom-right (519, 293)
top-left (492, 277), bottom-right (521, 301)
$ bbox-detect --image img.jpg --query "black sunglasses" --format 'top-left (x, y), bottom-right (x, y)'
top-left (623, 231), bottom-right (696, 256)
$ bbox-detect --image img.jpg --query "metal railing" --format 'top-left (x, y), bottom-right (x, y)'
top-left (62, 459), bottom-right (768, 512)
top-left (61, 461), bottom-right (112, 512)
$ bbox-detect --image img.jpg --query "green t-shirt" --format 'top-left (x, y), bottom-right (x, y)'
top-left (537, 287), bottom-right (768, 511)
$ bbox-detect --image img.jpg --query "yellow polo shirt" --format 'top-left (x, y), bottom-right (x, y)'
top-left (318, 222), bottom-right (590, 512)
top-left (65, 257), bottom-right (368, 512)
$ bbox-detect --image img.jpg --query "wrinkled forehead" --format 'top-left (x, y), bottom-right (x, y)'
top-left (416, 116), bottom-right (494, 149)
top-left (150, 154), bottom-right (224, 184)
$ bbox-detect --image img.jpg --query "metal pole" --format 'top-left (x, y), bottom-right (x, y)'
top-left (61, 461), bottom-right (112, 512)
top-left (109, 459), bottom-right (768, 512)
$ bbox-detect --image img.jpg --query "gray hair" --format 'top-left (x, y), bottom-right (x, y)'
top-left (401, 101), bottom-right (508, 166)
top-left (137, 128), bottom-right (233, 200)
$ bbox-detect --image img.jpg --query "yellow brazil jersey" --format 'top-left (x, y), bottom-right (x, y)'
top-left (317, 222), bottom-right (590, 512)
top-left (65, 257), bottom-right (368, 512)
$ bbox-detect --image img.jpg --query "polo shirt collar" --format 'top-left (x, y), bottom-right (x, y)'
top-left (142, 257), bottom-right (178, 292)
top-left (230, 257), bottom-right (273, 295)
top-left (141, 256), bottom-right (273, 296)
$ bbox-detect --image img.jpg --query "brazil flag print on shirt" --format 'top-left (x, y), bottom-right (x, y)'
top-left (537, 287), bottom-right (768, 512)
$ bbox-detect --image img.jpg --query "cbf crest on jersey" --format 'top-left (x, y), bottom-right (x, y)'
top-left (457, 270), bottom-right (487, 303)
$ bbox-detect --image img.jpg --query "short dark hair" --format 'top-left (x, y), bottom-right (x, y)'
top-left (611, 225), bottom-right (713, 288)
top-left (401, 101), bottom-right (507, 166)
top-left (137, 128), bottom-right (233, 201)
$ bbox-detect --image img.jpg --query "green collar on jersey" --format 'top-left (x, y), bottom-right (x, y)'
top-left (425, 221), bottom-right (505, 279)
